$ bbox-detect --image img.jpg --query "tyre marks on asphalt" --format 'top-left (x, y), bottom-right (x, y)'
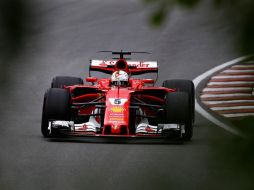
top-left (201, 62), bottom-right (254, 118)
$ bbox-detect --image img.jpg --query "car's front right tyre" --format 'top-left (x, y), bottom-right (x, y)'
top-left (51, 76), bottom-right (83, 88)
top-left (41, 88), bottom-right (71, 137)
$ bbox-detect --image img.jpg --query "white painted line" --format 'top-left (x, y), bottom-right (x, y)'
top-left (223, 113), bottom-right (254, 117)
top-left (222, 70), bottom-right (254, 73)
top-left (203, 87), bottom-right (251, 91)
top-left (208, 81), bottom-right (254, 85)
top-left (212, 75), bottom-right (254, 79)
top-left (194, 100), bottom-right (246, 137)
top-left (211, 106), bottom-right (254, 111)
top-left (193, 55), bottom-right (251, 138)
top-left (203, 100), bottom-right (254, 104)
top-left (201, 93), bottom-right (251, 98)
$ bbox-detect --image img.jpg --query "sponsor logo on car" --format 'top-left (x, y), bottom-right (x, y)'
top-left (109, 117), bottom-right (124, 122)
top-left (111, 106), bottom-right (125, 113)
top-left (91, 60), bottom-right (158, 69)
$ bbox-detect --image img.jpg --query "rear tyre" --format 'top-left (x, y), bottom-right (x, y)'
top-left (51, 76), bottom-right (83, 88)
top-left (41, 88), bottom-right (71, 137)
top-left (163, 79), bottom-right (195, 123)
top-left (165, 92), bottom-right (193, 141)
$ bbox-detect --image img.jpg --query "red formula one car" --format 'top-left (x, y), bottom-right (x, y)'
top-left (41, 51), bottom-right (195, 140)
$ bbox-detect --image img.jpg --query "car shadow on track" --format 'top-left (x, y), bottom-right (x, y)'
top-left (46, 137), bottom-right (186, 145)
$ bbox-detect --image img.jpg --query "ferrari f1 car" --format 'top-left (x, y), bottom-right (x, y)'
top-left (41, 51), bottom-right (195, 140)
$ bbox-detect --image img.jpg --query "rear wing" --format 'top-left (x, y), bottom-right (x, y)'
top-left (89, 60), bottom-right (158, 75)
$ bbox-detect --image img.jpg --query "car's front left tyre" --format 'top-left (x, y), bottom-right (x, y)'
top-left (163, 79), bottom-right (195, 124)
top-left (164, 92), bottom-right (193, 141)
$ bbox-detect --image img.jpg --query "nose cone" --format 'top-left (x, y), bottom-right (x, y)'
top-left (111, 124), bottom-right (121, 134)
top-left (103, 124), bottom-right (128, 135)
top-left (103, 88), bottom-right (132, 135)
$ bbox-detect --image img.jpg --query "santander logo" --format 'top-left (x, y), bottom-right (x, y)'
top-left (98, 61), bottom-right (150, 68)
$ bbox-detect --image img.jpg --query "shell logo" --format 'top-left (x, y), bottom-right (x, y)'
top-left (111, 106), bottom-right (125, 113)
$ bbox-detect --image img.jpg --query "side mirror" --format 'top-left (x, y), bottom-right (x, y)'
top-left (86, 77), bottom-right (97, 83)
top-left (143, 79), bottom-right (154, 84)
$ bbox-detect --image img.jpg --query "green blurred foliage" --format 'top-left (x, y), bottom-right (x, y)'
top-left (144, 0), bottom-right (254, 54)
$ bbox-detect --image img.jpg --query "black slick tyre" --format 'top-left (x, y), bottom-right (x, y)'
top-left (41, 88), bottom-right (70, 137)
top-left (51, 76), bottom-right (83, 88)
top-left (162, 79), bottom-right (195, 123)
top-left (165, 92), bottom-right (193, 141)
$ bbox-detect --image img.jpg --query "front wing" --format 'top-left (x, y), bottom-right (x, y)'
top-left (49, 120), bottom-right (184, 139)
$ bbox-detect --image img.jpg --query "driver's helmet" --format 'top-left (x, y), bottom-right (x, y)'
top-left (111, 70), bottom-right (129, 86)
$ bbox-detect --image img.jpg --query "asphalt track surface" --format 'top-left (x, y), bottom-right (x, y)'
top-left (0, 1), bottom-right (253, 190)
